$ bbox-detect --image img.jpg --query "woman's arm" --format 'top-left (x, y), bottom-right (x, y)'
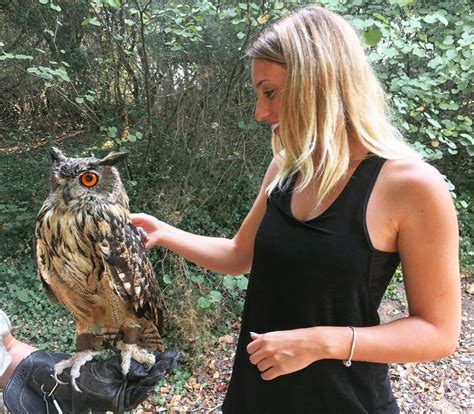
top-left (0, 334), bottom-right (37, 388)
top-left (132, 156), bottom-right (281, 275)
top-left (247, 160), bottom-right (461, 380)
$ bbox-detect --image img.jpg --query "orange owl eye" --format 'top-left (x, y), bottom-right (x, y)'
top-left (80, 172), bottom-right (98, 187)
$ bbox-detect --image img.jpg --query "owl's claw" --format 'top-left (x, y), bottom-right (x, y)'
top-left (52, 372), bottom-right (68, 385)
top-left (117, 342), bottom-right (155, 376)
top-left (53, 350), bottom-right (99, 392)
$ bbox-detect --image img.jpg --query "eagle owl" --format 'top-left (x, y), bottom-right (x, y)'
top-left (34, 147), bottom-right (164, 391)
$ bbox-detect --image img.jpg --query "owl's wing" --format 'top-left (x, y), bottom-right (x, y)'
top-left (96, 212), bottom-right (164, 333)
top-left (33, 204), bottom-right (60, 304)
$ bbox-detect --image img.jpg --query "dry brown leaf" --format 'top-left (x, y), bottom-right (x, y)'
top-left (464, 284), bottom-right (474, 295)
top-left (218, 334), bottom-right (235, 344)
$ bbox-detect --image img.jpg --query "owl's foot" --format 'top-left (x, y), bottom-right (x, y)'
top-left (117, 342), bottom-right (156, 376)
top-left (54, 350), bottom-right (100, 392)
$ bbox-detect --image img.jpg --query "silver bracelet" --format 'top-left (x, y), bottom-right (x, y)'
top-left (343, 326), bottom-right (357, 367)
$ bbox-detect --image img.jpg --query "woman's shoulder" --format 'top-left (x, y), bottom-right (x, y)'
top-left (380, 157), bottom-right (453, 215)
top-left (383, 157), bottom-right (447, 192)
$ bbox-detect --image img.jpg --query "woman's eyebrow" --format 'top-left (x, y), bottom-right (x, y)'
top-left (254, 79), bottom-right (270, 88)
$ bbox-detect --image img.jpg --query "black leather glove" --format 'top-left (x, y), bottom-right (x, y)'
top-left (3, 349), bottom-right (179, 414)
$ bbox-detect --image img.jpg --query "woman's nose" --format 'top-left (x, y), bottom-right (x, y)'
top-left (255, 99), bottom-right (270, 122)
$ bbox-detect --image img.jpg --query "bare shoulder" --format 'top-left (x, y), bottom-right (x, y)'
top-left (261, 152), bottom-right (284, 189)
top-left (380, 157), bottom-right (457, 230)
top-left (382, 157), bottom-right (451, 204)
top-left (384, 157), bottom-right (445, 186)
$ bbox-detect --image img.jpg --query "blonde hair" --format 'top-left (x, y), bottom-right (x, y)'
top-left (247, 5), bottom-right (418, 200)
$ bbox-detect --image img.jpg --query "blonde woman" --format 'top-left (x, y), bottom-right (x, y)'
top-left (133, 5), bottom-right (460, 413)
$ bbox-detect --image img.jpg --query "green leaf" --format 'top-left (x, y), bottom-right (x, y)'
top-left (237, 32), bottom-right (246, 40)
top-left (39, 0), bottom-right (49, 4)
top-left (50, 3), bottom-right (61, 11)
top-left (238, 120), bottom-right (246, 129)
top-left (236, 276), bottom-right (248, 290)
top-left (363, 27), bottom-right (383, 47)
top-left (128, 134), bottom-right (136, 142)
top-left (83, 17), bottom-right (101, 27)
top-left (56, 68), bottom-right (70, 82)
top-left (16, 289), bottom-right (30, 303)
top-left (423, 14), bottom-right (437, 24)
top-left (135, 131), bottom-right (143, 139)
top-left (75, 97), bottom-right (84, 104)
top-left (107, 127), bottom-right (118, 138)
top-left (197, 296), bottom-right (210, 308)
top-left (223, 276), bottom-right (236, 289)
top-left (105, 0), bottom-right (120, 9)
top-left (436, 14), bottom-right (448, 26)
top-left (191, 274), bottom-right (205, 284)
top-left (426, 117), bottom-right (441, 129)
top-left (209, 290), bottom-right (222, 303)
top-left (247, 121), bottom-right (259, 130)
top-left (163, 274), bottom-right (172, 284)
top-left (14, 54), bottom-right (33, 60)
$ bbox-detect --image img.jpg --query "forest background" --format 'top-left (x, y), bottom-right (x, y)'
top-left (0, 0), bottom-right (472, 411)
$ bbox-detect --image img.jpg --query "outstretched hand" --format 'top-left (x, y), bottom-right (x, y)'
top-left (4, 349), bottom-right (179, 414)
top-left (131, 213), bottom-right (165, 249)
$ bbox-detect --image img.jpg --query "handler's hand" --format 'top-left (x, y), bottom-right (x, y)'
top-left (4, 349), bottom-right (179, 414)
top-left (247, 330), bottom-right (318, 381)
top-left (131, 213), bottom-right (166, 249)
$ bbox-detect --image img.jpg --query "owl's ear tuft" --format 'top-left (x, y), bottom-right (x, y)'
top-left (49, 147), bottom-right (66, 163)
top-left (98, 152), bottom-right (128, 166)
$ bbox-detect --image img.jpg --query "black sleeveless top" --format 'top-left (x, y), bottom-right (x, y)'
top-left (223, 156), bottom-right (400, 413)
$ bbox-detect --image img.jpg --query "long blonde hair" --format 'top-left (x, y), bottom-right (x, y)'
top-left (247, 5), bottom-right (418, 200)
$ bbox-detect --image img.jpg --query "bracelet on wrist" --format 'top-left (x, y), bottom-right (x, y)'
top-left (343, 326), bottom-right (357, 367)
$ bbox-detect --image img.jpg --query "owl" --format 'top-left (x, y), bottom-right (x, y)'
top-left (34, 147), bottom-right (164, 391)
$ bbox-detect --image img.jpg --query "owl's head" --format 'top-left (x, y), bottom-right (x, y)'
top-left (48, 147), bottom-right (129, 209)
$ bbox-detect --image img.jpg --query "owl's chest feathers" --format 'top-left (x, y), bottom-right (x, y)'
top-left (40, 204), bottom-right (124, 293)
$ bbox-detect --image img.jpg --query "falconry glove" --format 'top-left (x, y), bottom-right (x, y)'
top-left (3, 349), bottom-right (179, 414)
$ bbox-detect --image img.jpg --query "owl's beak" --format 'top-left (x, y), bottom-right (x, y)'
top-left (63, 185), bottom-right (72, 205)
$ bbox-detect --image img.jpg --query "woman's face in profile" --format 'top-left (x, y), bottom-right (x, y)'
top-left (252, 59), bottom-right (286, 136)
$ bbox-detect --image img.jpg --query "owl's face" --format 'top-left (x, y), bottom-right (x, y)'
top-left (48, 147), bottom-right (128, 209)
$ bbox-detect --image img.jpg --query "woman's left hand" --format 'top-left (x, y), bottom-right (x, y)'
top-left (246, 329), bottom-right (321, 380)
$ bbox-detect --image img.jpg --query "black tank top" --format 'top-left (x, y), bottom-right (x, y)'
top-left (223, 156), bottom-right (400, 413)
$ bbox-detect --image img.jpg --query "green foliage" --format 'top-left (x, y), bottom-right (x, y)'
top-left (0, 259), bottom-right (75, 351)
top-left (0, 0), bottom-right (472, 373)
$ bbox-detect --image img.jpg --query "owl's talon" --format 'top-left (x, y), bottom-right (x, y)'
top-left (52, 372), bottom-right (68, 385)
top-left (71, 377), bottom-right (82, 393)
top-left (118, 343), bottom-right (156, 376)
top-left (53, 350), bottom-right (99, 392)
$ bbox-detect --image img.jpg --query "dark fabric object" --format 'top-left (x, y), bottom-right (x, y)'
top-left (3, 349), bottom-right (179, 414)
top-left (223, 156), bottom-right (400, 414)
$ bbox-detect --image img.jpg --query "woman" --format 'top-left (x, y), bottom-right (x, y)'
top-left (132, 5), bottom-right (460, 413)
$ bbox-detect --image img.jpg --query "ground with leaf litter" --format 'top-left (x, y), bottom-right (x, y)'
top-left (137, 277), bottom-right (473, 414)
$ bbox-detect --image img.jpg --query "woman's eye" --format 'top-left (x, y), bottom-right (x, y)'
top-left (264, 90), bottom-right (275, 99)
